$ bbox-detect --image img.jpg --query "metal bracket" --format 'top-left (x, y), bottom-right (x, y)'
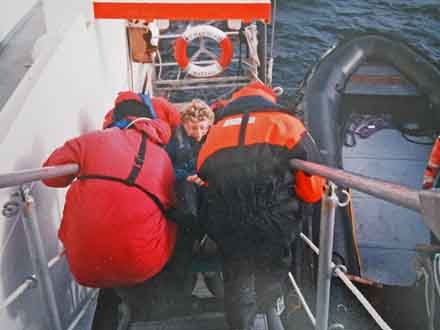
top-left (336, 189), bottom-right (350, 207)
top-left (25, 275), bottom-right (38, 289)
top-left (332, 264), bottom-right (348, 277)
top-left (2, 191), bottom-right (23, 218)
top-left (275, 295), bottom-right (285, 316)
top-left (329, 323), bottom-right (345, 330)
top-left (2, 200), bottom-right (20, 218)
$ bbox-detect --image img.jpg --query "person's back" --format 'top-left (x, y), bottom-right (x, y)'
top-left (198, 88), bottom-right (322, 256)
top-left (43, 94), bottom-right (177, 288)
top-left (197, 82), bottom-right (324, 330)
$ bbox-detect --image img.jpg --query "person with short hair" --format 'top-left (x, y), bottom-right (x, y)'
top-left (167, 99), bottom-right (214, 186)
top-left (164, 99), bottom-right (215, 300)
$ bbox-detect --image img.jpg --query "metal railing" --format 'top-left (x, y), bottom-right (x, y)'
top-left (288, 159), bottom-right (440, 330)
top-left (1, 161), bottom-right (439, 330)
top-left (0, 164), bottom-right (98, 330)
top-left (0, 164), bottom-right (79, 189)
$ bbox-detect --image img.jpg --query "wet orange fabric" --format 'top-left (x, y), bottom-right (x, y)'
top-left (295, 171), bottom-right (326, 203)
top-left (199, 82), bottom-right (324, 203)
top-left (423, 136), bottom-right (440, 189)
top-left (197, 111), bottom-right (324, 203)
top-left (197, 112), bottom-right (306, 170)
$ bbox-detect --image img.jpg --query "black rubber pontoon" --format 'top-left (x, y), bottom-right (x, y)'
top-left (300, 34), bottom-right (440, 283)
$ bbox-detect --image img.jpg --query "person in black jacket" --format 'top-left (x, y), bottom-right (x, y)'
top-left (165, 99), bottom-right (215, 299)
top-left (166, 99), bottom-right (214, 185)
top-left (197, 82), bottom-right (325, 330)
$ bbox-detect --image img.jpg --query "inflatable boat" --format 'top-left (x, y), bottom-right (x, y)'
top-left (297, 33), bottom-right (440, 286)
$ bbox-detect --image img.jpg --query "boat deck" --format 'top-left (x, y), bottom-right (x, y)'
top-left (120, 274), bottom-right (269, 330)
top-left (129, 313), bottom-right (270, 330)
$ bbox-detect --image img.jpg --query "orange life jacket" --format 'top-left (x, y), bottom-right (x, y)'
top-left (423, 136), bottom-right (440, 189)
top-left (197, 94), bottom-right (324, 203)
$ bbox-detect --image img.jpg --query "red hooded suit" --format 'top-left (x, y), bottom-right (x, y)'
top-left (43, 95), bottom-right (177, 288)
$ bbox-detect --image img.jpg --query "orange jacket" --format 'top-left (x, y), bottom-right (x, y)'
top-left (423, 136), bottom-right (440, 189)
top-left (196, 84), bottom-right (324, 258)
top-left (198, 84), bottom-right (324, 203)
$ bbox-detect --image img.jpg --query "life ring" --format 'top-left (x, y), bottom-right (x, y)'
top-left (174, 25), bottom-right (233, 78)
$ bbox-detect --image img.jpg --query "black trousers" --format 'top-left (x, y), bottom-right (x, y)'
top-left (222, 255), bottom-right (288, 330)
top-left (115, 226), bottom-right (196, 321)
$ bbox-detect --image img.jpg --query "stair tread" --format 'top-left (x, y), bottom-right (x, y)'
top-left (129, 312), bottom-right (227, 330)
top-left (129, 312), bottom-right (268, 330)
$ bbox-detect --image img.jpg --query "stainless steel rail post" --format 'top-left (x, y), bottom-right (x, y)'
top-left (315, 183), bottom-right (339, 330)
top-left (20, 185), bottom-right (63, 330)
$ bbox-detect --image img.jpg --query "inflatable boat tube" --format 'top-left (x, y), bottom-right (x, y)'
top-left (302, 34), bottom-right (440, 276)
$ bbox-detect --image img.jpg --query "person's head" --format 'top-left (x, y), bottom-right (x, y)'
top-left (103, 91), bottom-right (154, 129)
top-left (181, 99), bottom-right (214, 142)
top-left (230, 81), bottom-right (277, 103)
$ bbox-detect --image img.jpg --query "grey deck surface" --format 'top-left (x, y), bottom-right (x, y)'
top-left (129, 274), bottom-right (268, 330)
top-left (129, 313), bottom-right (228, 330)
top-left (343, 129), bottom-right (432, 285)
top-left (129, 313), bottom-right (269, 330)
top-left (0, 3), bottom-right (45, 110)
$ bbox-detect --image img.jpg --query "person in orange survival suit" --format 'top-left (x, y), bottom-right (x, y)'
top-left (422, 136), bottom-right (440, 189)
top-left (197, 82), bottom-right (325, 330)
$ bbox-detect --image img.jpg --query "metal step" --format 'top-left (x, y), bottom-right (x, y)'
top-left (129, 312), bottom-right (269, 330)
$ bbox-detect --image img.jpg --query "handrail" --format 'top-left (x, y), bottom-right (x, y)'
top-left (0, 164), bottom-right (79, 189)
top-left (290, 159), bottom-right (420, 211)
top-left (66, 289), bottom-right (99, 330)
top-left (21, 186), bottom-right (63, 330)
top-left (1, 161), bottom-right (439, 330)
top-left (299, 233), bottom-right (393, 330)
top-left (0, 252), bottom-right (64, 312)
top-left (0, 164), bottom-right (88, 330)
top-left (290, 159), bottom-right (440, 240)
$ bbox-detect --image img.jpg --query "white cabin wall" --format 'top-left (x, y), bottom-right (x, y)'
top-left (0, 7), bottom-right (128, 328)
top-left (94, 19), bottom-right (131, 95)
top-left (41, 0), bottom-right (94, 34)
top-left (42, 0), bottom-right (129, 95)
top-left (1, 0), bottom-right (38, 42)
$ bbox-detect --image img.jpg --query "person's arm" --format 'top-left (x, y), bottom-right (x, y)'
top-left (289, 132), bottom-right (326, 203)
top-left (42, 138), bottom-right (81, 187)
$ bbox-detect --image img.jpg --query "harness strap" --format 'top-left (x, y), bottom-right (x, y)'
top-left (78, 133), bottom-right (166, 214)
top-left (78, 175), bottom-right (166, 214)
top-left (238, 112), bottom-right (250, 146)
top-left (126, 133), bottom-right (147, 185)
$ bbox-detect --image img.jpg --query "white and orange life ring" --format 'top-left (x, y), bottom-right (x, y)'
top-left (174, 25), bottom-right (233, 78)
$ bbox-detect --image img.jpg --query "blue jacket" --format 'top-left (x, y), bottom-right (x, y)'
top-left (166, 126), bottom-right (202, 181)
